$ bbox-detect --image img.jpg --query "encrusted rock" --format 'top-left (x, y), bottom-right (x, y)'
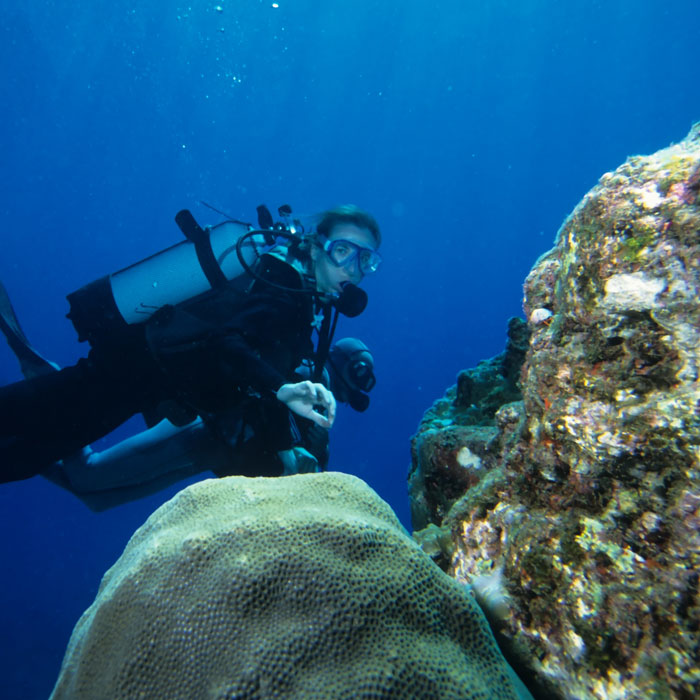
top-left (409, 318), bottom-right (529, 531)
top-left (412, 124), bottom-right (700, 699)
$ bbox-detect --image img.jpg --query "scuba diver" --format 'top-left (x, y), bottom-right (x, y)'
top-left (0, 203), bottom-right (382, 485)
top-left (1, 277), bottom-right (376, 508)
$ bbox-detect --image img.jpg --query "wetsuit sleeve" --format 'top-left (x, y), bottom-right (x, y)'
top-left (213, 283), bottom-right (311, 395)
top-left (216, 332), bottom-right (286, 394)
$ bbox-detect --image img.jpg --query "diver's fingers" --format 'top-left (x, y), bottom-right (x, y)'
top-left (312, 384), bottom-right (336, 426)
top-left (309, 410), bottom-right (333, 429)
top-left (325, 392), bottom-right (336, 426)
top-left (311, 383), bottom-right (328, 404)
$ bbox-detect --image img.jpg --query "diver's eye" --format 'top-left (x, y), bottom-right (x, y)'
top-left (334, 243), bottom-right (351, 255)
top-left (331, 242), bottom-right (353, 262)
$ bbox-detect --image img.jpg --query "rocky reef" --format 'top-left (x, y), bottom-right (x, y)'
top-left (409, 316), bottom-right (530, 534)
top-left (410, 125), bottom-right (700, 699)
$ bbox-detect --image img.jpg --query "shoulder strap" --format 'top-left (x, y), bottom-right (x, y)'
top-left (313, 304), bottom-right (339, 383)
top-left (175, 209), bottom-right (227, 289)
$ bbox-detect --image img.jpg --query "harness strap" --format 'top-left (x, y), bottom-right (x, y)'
top-left (313, 304), bottom-right (338, 383)
top-left (175, 209), bottom-right (227, 289)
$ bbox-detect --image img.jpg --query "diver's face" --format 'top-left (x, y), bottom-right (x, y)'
top-left (311, 223), bottom-right (377, 296)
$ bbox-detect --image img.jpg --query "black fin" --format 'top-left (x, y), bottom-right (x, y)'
top-left (0, 280), bottom-right (58, 378)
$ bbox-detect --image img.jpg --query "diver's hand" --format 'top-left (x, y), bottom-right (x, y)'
top-left (276, 381), bottom-right (336, 429)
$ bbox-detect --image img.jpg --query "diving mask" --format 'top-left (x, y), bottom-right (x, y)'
top-left (320, 237), bottom-right (382, 275)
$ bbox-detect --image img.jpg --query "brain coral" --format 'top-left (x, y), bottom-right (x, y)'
top-left (50, 472), bottom-right (525, 700)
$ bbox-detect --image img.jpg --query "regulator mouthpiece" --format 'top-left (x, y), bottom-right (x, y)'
top-left (334, 282), bottom-right (367, 318)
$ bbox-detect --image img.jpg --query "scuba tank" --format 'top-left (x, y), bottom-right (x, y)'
top-left (66, 206), bottom-right (291, 347)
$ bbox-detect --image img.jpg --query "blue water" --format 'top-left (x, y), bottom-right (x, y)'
top-left (1, 2), bottom-right (698, 697)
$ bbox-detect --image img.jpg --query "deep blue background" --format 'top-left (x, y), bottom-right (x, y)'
top-left (1, 1), bottom-right (698, 697)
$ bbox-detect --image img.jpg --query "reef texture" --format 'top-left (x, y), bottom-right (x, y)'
top-left (409, 317), bottom-right (530, 533)
top-left (410, 124), bottom-right (700, 699)
top-left (50, 472), bottom-right (526, 700)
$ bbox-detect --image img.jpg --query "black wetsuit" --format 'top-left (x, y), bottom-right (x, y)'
top-left (0, 256), bottom-right (318, 483)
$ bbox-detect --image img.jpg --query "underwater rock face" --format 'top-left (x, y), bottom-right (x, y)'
top-left (409, 317), bottom-right (529, 531)
top-left (411, 125), bottom-right (700, 699)
top-left (50, 472), bottom-right (526, 700)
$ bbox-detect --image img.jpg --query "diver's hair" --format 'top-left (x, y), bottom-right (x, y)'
top-left (316, 205), bottom-right (381, 247)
